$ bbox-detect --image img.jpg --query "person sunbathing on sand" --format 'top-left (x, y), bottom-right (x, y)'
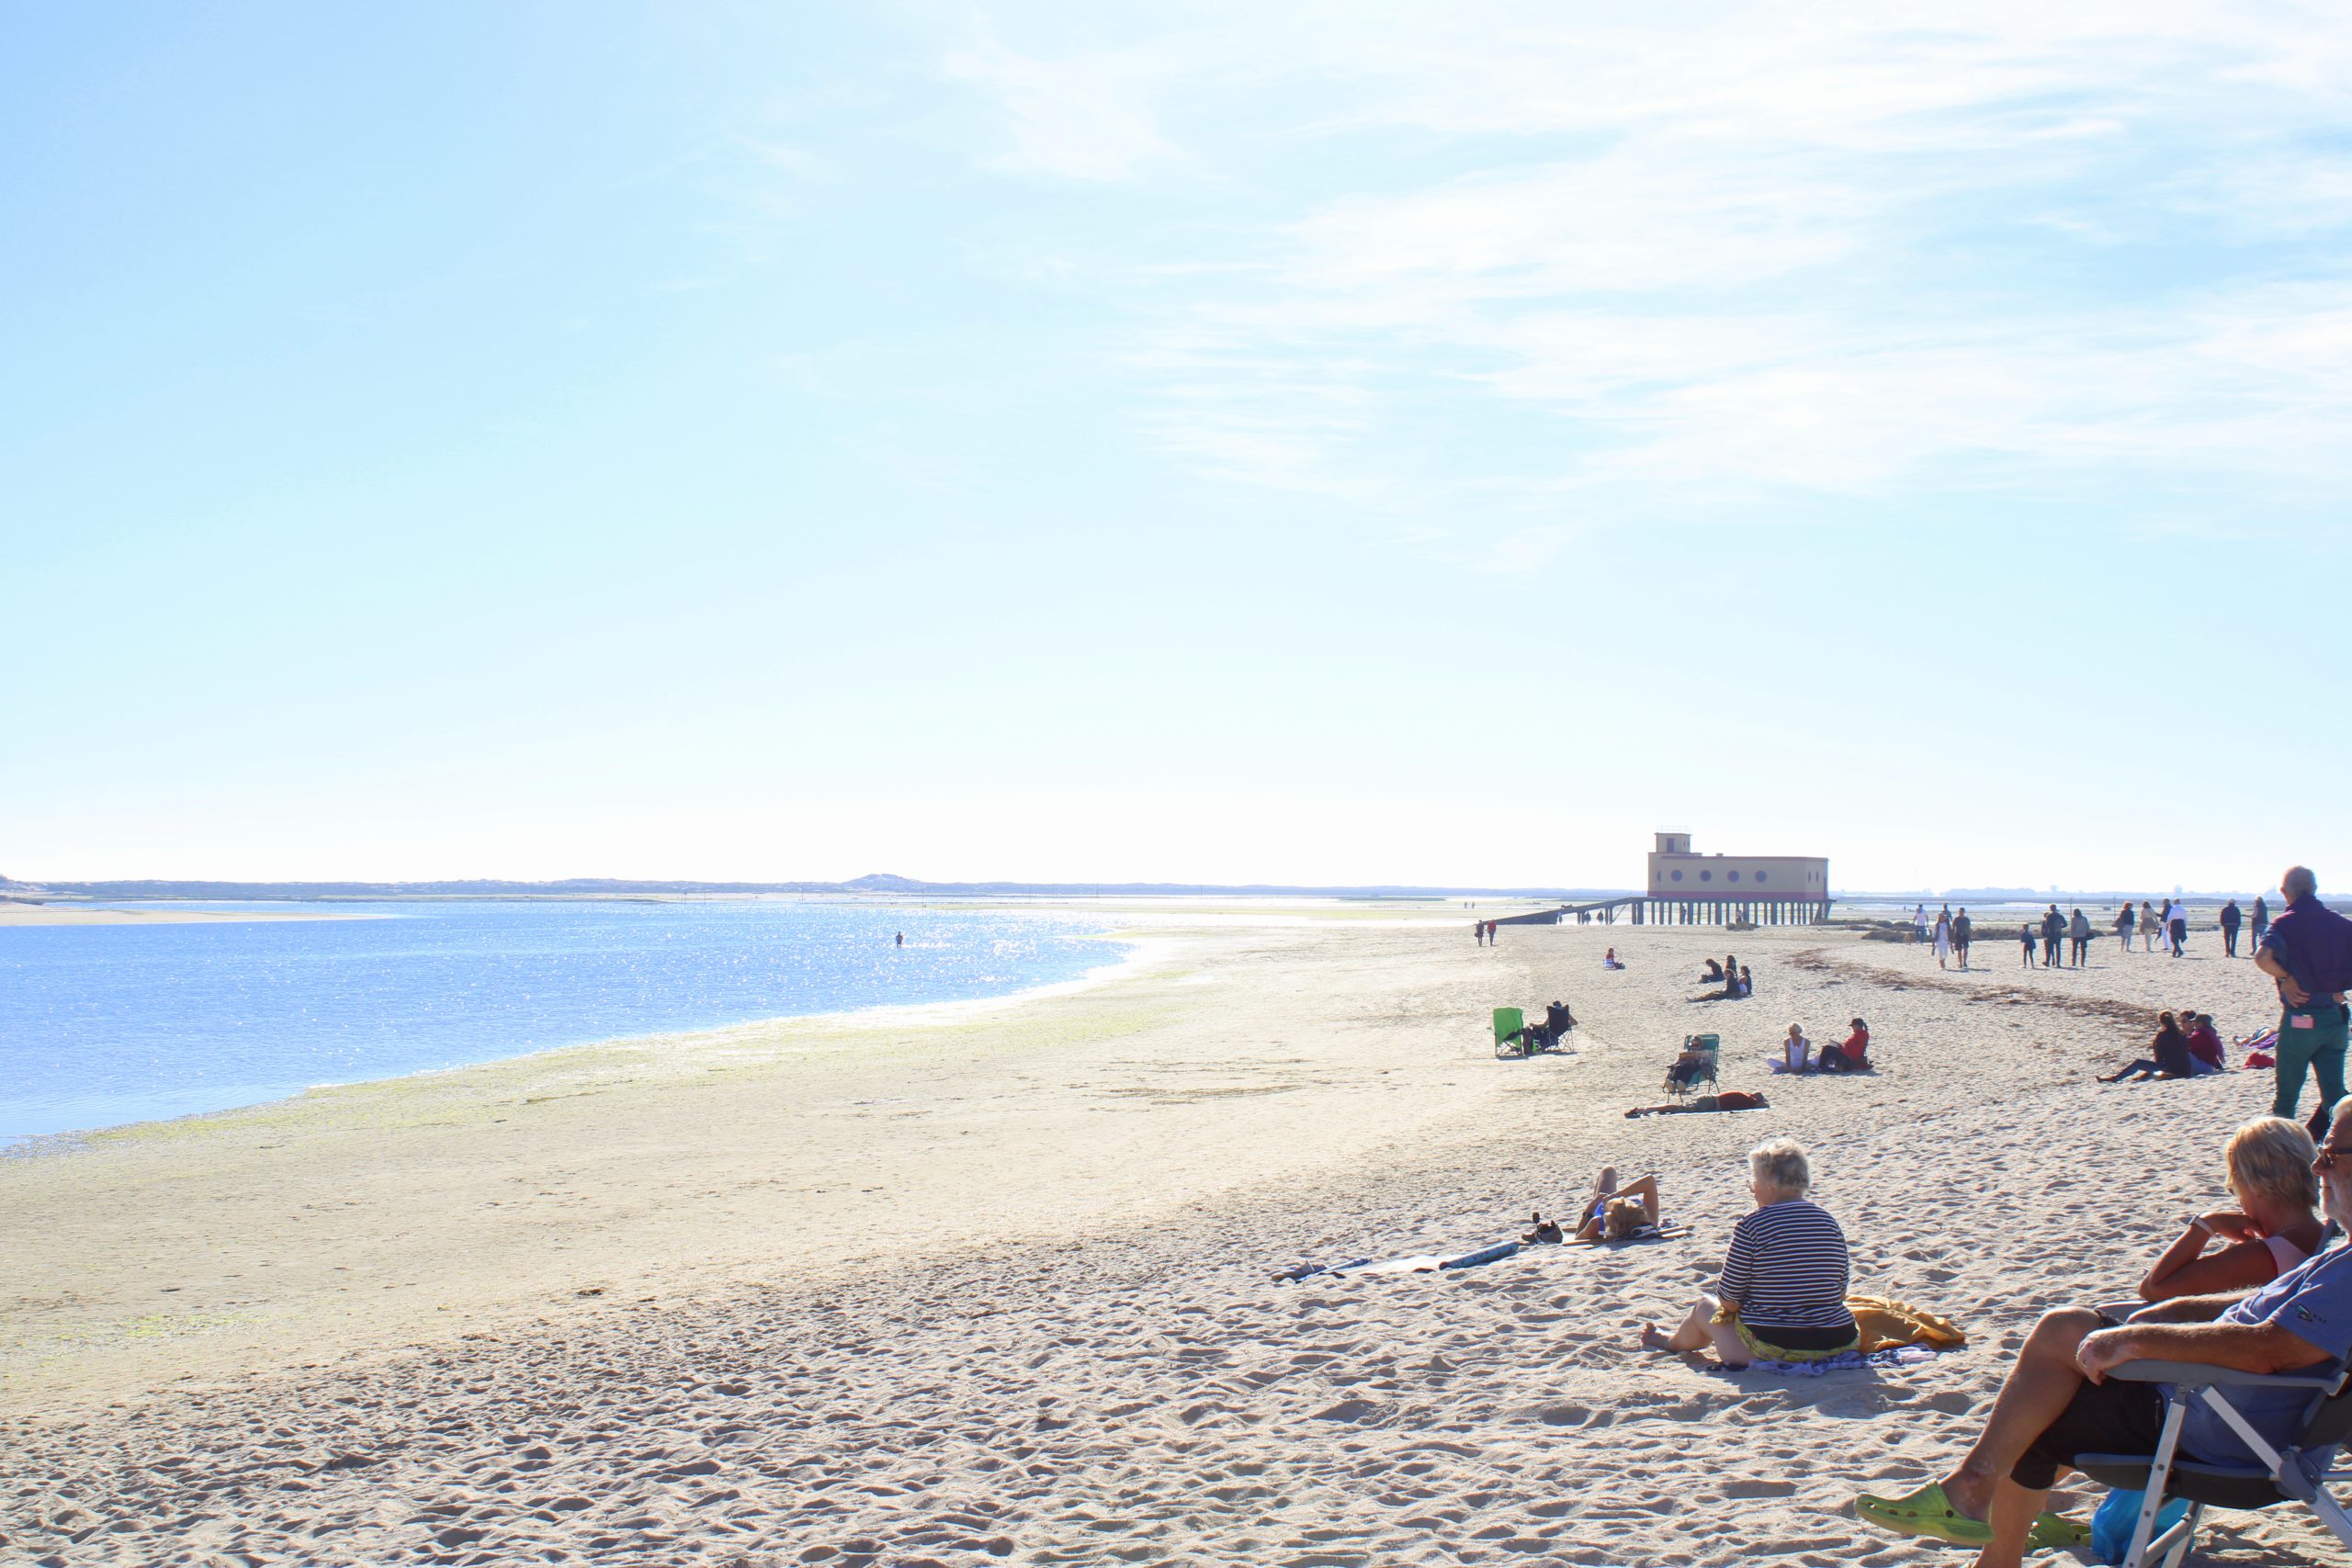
top-left (1574, 1166), bottom-right (1661, 1242)
top-left (2136, 1116), bottom-right (2323, 1303)
top-left (1638, 1138), bottom-right (1855, 1367)
top-left (1623, 1089), bottom-right (1767, 1118)
top-left (1857, 1099), bottom-right (2352, 1568)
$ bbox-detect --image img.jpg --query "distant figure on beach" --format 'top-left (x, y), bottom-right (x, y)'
top-left (1819, 1018), bottom-right (1871, 1072)
top-left (1624, 1089), bottom-right (1768, 1118)
top-left (1952, 908), bottom-right (1972, 969)
top-left (2040, 905), bottom-right (2064, 968)
top-left (2113, 902), bottom-right (2135, 953)
top-left (2018, 920), bottom-right (2035, 966)
top-left (1767, 1023), bottom-right (1813, 1075)
top-left (1914, 904), bottom-right (1928, 943)
top-left (895, 931), bottom-right (903, 947)
top-left (1736, 964), bottom-right (1753, 998)
top-left (1932, 909), bottom-right (1952, 970)
top-left (2254, 864), bottom-right (2352, 1122)
top-left (2167, 898), bottom-right (2189, 957)
top-left (1542, 1000), bottom-right (1577, 1047)
top-left (1699, 958), bottom-right (1725, 984)
top-left (2185, 1012), bottom-right (2226, 1075)
top-left (2067, 908), bottom-right (2090, 967)
top-left (1472, 919), bottom-right (1485, 947)
top-left (1603, 948), bottom-right (1625, 971)
top-left (1487, 919), bottom-right (1499, 944)
top-left (2136, 1117), bottom-right (2321, 1302)
top-left (1856, 1097), bottom-right (2352, 1562)
top-left (2252, 894), bottom-right (2271, 951)
top-left (2221, 898), bottom-right (2243, 957)
top-left (1640, 1138), bottom-right (1854, 1366)
top-left (2141, 898), bottom-right (2160, 952)
top-left (2098, 1010), bottom-right (2194, 1082)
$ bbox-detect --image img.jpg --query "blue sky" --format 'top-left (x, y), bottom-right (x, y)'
top-left (6, 2), bottom-right (2350, 891)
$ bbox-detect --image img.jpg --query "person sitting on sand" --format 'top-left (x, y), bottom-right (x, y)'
top-left (2138, 1116), bottom-right (2324, 1302)
top-left (1699, 958), bottom-right (1724, 983)
top-left (1574, 1166), bottom-right (1663, 1242)
top-left (1623, 1089), bottom-right (1767, 1118)
top-left (1856, 1099), bottom-right (2352, 1567)
top-left (1734, 964), bottom-right (1754, 998)
top-left (1639, 1138), bottom-right (1855, 1366)
top-left (1819, 1018), bottom-right (1871, 1073)
top-left (1766, 1022), bottom-right (1813, 1075)
top-left (2098, 1010), bottom-right (2195, 1082)
top-left (1665, 1037), bottom-right (1713, 1091)
top-left (1604, 948), bottom-right (1626, 971)
top-left (2185, 1011), bottom-right (2226, 1075)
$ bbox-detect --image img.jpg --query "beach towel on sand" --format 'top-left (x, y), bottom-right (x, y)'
top-left (1848, 1294), bottom-right (1966, 1352)
top-left (1731, 1345), bottom-right (1939, 1378)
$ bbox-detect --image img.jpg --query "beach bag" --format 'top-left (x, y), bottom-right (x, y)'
top-left (2088, 1487), bottom-right (2188, 1563)
top-left (2247, 1050), bottom-right (2277, 1069)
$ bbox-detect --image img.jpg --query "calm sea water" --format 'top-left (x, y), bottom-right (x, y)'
top-left (0, 900), bottom-right (1117, 1144)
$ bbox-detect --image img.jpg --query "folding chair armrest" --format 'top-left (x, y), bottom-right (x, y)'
top-left (2106, 1359), bottom-right (2343, 1391)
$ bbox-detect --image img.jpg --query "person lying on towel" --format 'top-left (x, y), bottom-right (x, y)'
top-left (1856, 1098), bottom-right (2352, 1567)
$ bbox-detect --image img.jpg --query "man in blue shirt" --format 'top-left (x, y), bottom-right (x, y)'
top-left (2257, 866), bottom-right (2352, 1122)
top-left (1859, 1096), bottom-right (2352, 1565)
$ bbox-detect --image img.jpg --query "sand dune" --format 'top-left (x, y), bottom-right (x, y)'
top-left (6, 916), bottom-right (2346, 1565)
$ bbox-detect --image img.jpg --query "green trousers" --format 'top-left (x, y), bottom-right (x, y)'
top-left (2273, 1004), bottom-right (2350, 1121)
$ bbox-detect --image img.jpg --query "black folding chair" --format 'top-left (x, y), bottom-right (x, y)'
top-left (2073, 1355), bottom-right (2352, 1567)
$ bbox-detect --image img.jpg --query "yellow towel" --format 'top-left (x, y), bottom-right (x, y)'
top-left (1847, 1293), bottom-right (1966, 1352)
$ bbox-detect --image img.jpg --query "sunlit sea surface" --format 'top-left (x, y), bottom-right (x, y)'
top-left (0, 900), bottom-right (1117, 1144)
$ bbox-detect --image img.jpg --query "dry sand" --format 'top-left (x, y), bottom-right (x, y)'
top-left (5, 913), bottom-right (2346, 1566)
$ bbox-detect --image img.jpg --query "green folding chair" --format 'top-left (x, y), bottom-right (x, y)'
top-left (1492, 1007), bottom-right (1527, 1058)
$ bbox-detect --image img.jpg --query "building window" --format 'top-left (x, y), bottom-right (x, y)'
top-left (1756, 872), bottom-right (1769, 885)
top-left (1700, 870), bottom-right (1713, 883)
top-left (1670, 869), bottom-right (1683, 882)
top-left (1727, 871), bottom-right (1740, 883)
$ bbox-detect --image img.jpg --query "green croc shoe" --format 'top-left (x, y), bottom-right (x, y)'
top-left (1855, 1483), bottom-right (1993, 1545)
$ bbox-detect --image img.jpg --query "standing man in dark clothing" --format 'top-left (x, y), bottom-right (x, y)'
top-left (1951, 908), bottom-right (1973, 969)
top-left (2255, 866), bottom-right (2352, 1122)
top-left (2252, 895), bottom-right (2272, 952)
top-left (2220, 898), bottom-right (2244, 957)
top-left (2040, 904), bottom-right (2064, 969)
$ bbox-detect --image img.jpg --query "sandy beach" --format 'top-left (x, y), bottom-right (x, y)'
top-left (5, 911), bottom-right (2345, 1566)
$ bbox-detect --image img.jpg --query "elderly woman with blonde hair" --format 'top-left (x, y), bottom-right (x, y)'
top-left (2137, 1116), bottom-right (2325, 1302)
top-left (1640, 1138), bottom-right (1855, 1366)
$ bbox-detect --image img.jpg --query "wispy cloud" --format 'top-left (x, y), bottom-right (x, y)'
top-left (944, 2), bottom-right (2352, 541)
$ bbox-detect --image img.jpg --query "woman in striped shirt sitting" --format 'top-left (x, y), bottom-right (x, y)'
top-left (1640, 1138), bottom-right (1858, 1366)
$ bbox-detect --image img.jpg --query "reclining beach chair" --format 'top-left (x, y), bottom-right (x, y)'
top-left (2072, 1352), bottom-right (2352, 1568)
top-left (1665, 1034), bottom-right (1719, 1099)
top-left (1492, 1007), bottom-right (1528, 1059)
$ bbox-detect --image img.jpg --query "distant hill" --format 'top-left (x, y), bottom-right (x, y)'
top-left (17, 874), bottom-right (1632, 902)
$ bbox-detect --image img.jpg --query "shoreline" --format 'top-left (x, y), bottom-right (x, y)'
top-left (1, 909), bottom-right (1169, 1152)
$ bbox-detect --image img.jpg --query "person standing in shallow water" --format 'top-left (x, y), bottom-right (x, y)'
top-left (895, 931), bottom-right (904, 948)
